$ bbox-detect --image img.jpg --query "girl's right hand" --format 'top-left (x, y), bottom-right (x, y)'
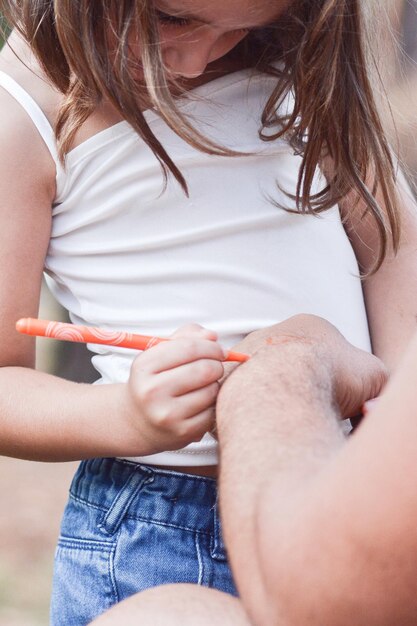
top-left (124, 324), bottom-right (225, 454)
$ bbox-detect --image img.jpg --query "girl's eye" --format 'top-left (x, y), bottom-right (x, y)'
top-left (156, 10), bottom-right (191, 28)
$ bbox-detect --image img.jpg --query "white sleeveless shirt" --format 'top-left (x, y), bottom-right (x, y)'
top-left (0, 68), bottom-right (371, 466)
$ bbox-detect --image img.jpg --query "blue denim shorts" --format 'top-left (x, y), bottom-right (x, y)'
top-left (50, 458), bottom-right (236, 625)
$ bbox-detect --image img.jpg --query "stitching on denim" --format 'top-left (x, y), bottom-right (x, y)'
top-left (69, 492), bottom-right (107, 512)
top-left (108, 540), bottom-right (119, 604)
top-left (116, 459), bottom-right (216, 483)
top-left (68, 492), bottom-right (212, 535)
top-left (98, 470), bottom-right (153, 536)
top-left (57, 537), bottom-right (116, 551)
top-left (67, 491), bottom-right (214, 537)
top-left (211, 499), bottom-right (226, 560)
top-left (56, 534), bottom-right (119, 608)
top-left (195, 533), bottom-right (204, 586)
top-left (123, 513), bottom-right (211, 536)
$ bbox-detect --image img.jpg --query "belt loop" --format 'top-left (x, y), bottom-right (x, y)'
top-left (211, 496), bottom-right (228, 561)
top-left (98, 465), bottom-right (154, 536)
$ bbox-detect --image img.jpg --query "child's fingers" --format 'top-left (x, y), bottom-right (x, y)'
top-left (179, 405), bottom-right (217, 442)
top-left (171, 382), bottom-right (220, 421)
top-left (156, 359), bottom-right (224, 396)
top-left (136, 337), bottom-right (226, 373)
top-left (170, 323), bottom-right (218, 342)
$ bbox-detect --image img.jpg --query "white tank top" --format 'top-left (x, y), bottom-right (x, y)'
top-left (0, 68), bottom-right (371, 466)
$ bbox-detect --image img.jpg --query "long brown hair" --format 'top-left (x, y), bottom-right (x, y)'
top-left (1, 0), bottom-right (400, 271)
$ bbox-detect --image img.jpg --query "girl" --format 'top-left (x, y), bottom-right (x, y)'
top-left (0, 0), bottom-right (416, 624)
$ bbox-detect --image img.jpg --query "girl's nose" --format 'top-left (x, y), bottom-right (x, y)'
top-left (163, 32), bottom-right (218, 79)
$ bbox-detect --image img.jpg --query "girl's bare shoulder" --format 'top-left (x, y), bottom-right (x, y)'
top-left (0, 33), bottom-right (58, 193)
top-left (0, 31), bottom-right (62, 125)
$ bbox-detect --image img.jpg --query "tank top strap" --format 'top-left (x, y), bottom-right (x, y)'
top-left (0, 70), bottom-right (59, 163)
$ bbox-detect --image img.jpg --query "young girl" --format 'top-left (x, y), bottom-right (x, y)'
top-left (0, 0), bottom-right (416, 624)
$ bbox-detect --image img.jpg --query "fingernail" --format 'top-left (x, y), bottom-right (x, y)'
top-left (363, 398), bottom-right (379, 414)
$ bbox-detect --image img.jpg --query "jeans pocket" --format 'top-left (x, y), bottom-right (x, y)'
top-left (50, 536), bottom-right (118, 626)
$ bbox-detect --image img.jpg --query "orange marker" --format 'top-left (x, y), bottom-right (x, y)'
top-left (16, 318), bottom-right (250, 363)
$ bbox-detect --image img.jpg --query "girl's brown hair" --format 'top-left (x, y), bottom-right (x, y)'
top-left (1, 0), bottom-right (400, 271)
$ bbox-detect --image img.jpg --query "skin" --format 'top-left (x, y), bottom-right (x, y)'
top-left (1, 0), bottom-right (416, 622)
top-left (216, 316), bottom-right (417, 625)
top-left (0, 0), bottom-right (291, 467)
top-left (331, 162), bottom-right (417, 373)
top-left (0, 2), bottom-right (415, 453)
top-left (95, 313), bottom-right (417, 626)
top-left (0, 2), bottom-right (414, 463)
top-left (0, 3), bottom-right (415, 466)
top-left (91, 585), bottom-right (251, 626)
top-left (153, 0), bottom-right (290, 79)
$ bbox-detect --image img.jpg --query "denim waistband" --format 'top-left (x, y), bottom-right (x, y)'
top-left (69, 458), bottom-right (221, 538)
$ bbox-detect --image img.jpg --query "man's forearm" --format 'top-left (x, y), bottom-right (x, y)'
top-left (217, 341), bottom-right (345, 625)
top-left (218, 318), bottom-right (417, 626)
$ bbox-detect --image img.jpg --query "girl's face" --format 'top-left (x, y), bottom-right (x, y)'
top-left (153, 0), bottom-right (290, 78)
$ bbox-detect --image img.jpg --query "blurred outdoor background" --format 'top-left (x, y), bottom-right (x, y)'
top-left (0, 2), bottom-right (417, 624)
top-left (0, 16), bottom-right (96, 626)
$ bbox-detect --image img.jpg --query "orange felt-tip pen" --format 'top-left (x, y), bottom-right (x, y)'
top-left (16, 318), bottom-right (250, 363)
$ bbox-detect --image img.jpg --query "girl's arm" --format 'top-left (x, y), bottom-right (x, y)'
top-left (329, 160), bottom-right (417, 371)
top-left (0, 74), bottom-right (224, 462)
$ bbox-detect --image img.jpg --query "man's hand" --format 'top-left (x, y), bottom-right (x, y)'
top-left (225, 314), bottom-right (388, 419)
top-left (216, 315), bottom-right (387, 626)
top-left (216, 316), bottom-right (417, 626)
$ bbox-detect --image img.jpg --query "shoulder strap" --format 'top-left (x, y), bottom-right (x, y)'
top-left (0, 70), bottom-right (59, 162)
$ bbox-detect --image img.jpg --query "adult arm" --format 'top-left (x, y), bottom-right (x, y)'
top-left (217, 314), bottom-right (417, 626)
